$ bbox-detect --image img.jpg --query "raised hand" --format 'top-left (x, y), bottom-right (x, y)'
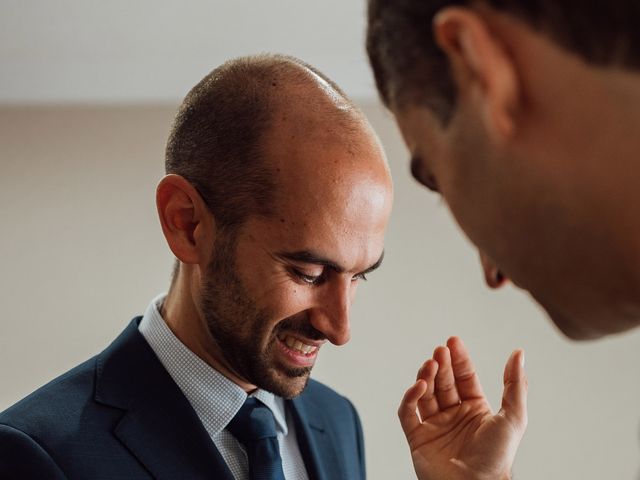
top-left (399, 337), bottom-right (527, 480)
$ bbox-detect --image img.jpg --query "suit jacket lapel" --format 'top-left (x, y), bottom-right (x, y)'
top-left (289, 395), bottom-right (341, 480)
top-left (94, 319), bottom-right (234, 480)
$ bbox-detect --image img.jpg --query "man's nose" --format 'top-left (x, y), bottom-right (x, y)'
top-left (310, 279), bottom-right (352, 346)
top-left (479, 251), bottom-right (508, 289)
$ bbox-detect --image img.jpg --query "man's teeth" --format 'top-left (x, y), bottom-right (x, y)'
top-left (283, 336), bottom-right (317, 355)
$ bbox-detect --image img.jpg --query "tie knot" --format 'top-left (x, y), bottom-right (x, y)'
top-left (227, 397), bottom-right (278, 445)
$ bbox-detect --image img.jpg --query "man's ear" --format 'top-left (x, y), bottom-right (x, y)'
top-left (156, 174), bottom-right (213, 265)
top-left (433, 7), bottom-right (520, 141)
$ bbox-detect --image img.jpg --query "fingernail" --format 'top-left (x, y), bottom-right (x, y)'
top-left (520, 351), bottom-right (525, 368)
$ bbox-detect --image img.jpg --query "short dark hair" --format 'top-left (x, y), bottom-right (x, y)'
top-left (367, 0), bottom-right (640, 122)
top-left (166, 53), bottom-right (350, 231)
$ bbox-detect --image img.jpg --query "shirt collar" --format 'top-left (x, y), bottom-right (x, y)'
top-left (138, 293), bottom-right (288, 437)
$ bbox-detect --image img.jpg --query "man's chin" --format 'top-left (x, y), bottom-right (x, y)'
top-left (256, 368), bottom-right (312, 399)
top-left (542, 303), bottom-right (605, 341)
top-left (267, 378), bottom-right (310, 399)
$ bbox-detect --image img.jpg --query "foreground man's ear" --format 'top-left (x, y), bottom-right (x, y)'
top-left (433, 7), bottom-right (520, 142)
top-left (156, 174), bottom-right (214, 265)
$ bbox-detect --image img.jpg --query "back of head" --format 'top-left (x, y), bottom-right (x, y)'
top-left (367, 0), bottom-right (640, 121)
top-left (165, 53), bottom-right (357, 232)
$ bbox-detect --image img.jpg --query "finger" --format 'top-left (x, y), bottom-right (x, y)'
top-left (447, 336), bottom-right (485, 401)
top-left (398, 379), bottom-right (428, 435)
top-left (416, 359), bottom-right (439, 420)
top-left (433, 345), bottom-right (461, 409)
top-left (499, 349), bottom-right (528, 433)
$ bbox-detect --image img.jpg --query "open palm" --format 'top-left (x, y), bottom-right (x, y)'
top-left (399, 337), bottom-right (528, 480)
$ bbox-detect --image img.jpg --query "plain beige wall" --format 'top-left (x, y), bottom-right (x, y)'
top-left (1, 104), bottom-right (639, 479)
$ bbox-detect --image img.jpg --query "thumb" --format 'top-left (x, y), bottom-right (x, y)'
top-left (499, 349), bottom-right (528, 432)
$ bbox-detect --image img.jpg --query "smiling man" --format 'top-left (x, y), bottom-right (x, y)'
top-left (0, 54), bottom-right (393, 479)
top-left (366, 1), bottom-right (640, 479)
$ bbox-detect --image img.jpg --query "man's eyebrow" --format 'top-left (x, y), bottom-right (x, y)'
top-left (277, 250), bottom-right (385, 275)
top-left (360, 251), bottom-right (385, 275)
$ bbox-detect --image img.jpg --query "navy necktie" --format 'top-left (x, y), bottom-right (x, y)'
top-left (227, 397), bottom-right (286, 480)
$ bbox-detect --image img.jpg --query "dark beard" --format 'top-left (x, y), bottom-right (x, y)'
top-left (200, 231), bottom-right (321, 398)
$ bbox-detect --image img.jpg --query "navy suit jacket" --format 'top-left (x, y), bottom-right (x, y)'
top-left (0, 319), bottom-right (366, 479)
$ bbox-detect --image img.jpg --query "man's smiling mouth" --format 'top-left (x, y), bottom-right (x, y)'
top-left (278, 334), bottom-right (319, 355)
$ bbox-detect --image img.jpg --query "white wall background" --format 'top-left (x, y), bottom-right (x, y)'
top-left (0, 0), bottom-right (374, 103)
top-left (1, 2), bottom-right (639, 479)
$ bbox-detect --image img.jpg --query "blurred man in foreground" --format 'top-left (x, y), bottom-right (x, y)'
top-left (367, 1), bottom-right (640, 478)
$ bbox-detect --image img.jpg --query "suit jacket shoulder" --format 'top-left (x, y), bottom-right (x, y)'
top-left (0, 357), bottom-right (103, 479)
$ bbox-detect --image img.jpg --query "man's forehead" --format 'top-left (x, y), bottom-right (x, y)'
top-left (263, 122), bottom-right (384, 202)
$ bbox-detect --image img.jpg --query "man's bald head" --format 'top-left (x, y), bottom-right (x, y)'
top-left (165, 54), bottom-right (363, 233)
